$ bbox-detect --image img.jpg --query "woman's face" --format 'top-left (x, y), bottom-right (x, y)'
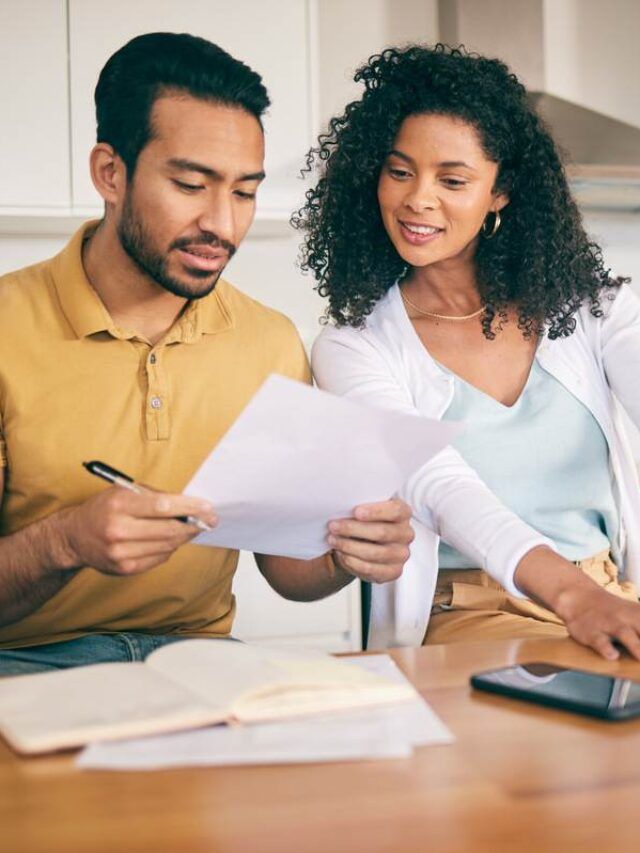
top-left (377, 113), bottom-right (508, 270)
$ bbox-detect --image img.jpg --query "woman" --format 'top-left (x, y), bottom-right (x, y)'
top-left (295, 44), bottom-right (640, 659)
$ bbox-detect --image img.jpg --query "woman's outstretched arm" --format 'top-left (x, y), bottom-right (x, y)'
top-left (312, 325), bottom-right (640, 660)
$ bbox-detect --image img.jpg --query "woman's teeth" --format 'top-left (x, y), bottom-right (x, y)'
top-left (402, 223), bottom-right (441, 235)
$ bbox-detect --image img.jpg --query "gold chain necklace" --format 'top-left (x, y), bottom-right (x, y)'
top-left (400, 289), bottom-right (485, 322)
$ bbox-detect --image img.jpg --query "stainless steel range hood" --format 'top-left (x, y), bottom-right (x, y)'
top-left (438, 0), bottom-right (640, 211)
top-left (529, 93), bottom-right (640, 210)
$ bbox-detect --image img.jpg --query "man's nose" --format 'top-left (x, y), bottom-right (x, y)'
top-left (197, 191), bottom-right (235, 245)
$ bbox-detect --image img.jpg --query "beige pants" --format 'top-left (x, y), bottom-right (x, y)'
top-left (424, 551), bottom-right (639, 645)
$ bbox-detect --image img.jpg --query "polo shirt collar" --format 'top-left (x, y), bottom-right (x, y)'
top-left (51, 221), bottom-right (114, 338)
top-left (161, 287), bottom-right (234, 345)
top-left (51, 220), bottom-right (234, 342)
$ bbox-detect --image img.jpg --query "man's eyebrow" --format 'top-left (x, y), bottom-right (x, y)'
top-left (167, 157), bottom-right (265, 182)
top-left (387, 151), bottom-right (477, 171)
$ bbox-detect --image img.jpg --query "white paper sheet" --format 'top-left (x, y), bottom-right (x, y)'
top-left (184, 375), bottom-right (461, 558)
top-left (77, 656), bottom-right (454, 770)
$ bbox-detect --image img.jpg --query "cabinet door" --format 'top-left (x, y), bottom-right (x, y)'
top-left (68, 0), bottom-right (314, 214)
top-left (0, 0), bottom-right (70, 207)
top-left (232, 551), bottom-right (362, 652)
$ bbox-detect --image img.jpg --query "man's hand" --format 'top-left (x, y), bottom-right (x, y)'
top-left (56, 486), bottom-right (217, 576)
top-left (256, 498), bottom-right (414, 602)
top-left (327, 498), bottom-right (414, 584)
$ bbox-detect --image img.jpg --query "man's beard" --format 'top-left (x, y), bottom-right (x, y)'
top-left (117, 191), bottom-right (235, 300)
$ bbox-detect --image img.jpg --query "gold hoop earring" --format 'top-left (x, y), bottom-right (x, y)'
top-left (482, 210), bottom-right (501, 239)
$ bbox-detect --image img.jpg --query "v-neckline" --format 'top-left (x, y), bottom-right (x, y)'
top-left (392, 284), bottom-right (540, 410)
top-left (435, 358), bottom-right (539, 411)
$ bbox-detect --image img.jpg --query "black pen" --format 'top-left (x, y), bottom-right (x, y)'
top-left (82, 460), bottom-right (213, 532)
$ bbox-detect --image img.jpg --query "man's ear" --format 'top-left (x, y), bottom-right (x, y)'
top-left (89, 143), bottom-right (127, 206)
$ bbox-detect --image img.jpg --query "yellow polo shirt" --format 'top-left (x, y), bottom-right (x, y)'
top-left (0, 222), bottom-right (310, 648)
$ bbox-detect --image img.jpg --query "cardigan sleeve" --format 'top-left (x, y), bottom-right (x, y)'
top-left (600, 285), bottom-right (640, 428)
top-left (312, 326), bottom-right (554, 597)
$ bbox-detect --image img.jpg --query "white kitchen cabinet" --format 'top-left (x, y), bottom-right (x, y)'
top-left (232, 551), bottom-right (362, 652)
top-left (0, 0), bottom-right (70, 208)
top-left (67, 0), bottom-right (315, 215)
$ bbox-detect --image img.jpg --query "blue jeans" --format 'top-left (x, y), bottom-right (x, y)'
top-left (0, 633), bottom-right (190, 676)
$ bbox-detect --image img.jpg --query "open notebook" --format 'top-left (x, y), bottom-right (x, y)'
top-left (0, 640), bottom-right (417, 754)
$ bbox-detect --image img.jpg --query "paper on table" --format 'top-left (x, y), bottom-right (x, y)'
top-left (77, 655), bottom-right (453, 770)
top-left (342, 655), bottom-right (454, 749)
top-left (76, 718), bottom-right (413, 770)
top-left (184, 375), bottom-right (461, 559)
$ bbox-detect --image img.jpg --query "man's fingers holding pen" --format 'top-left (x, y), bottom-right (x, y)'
top-left (107, 488), bottom-right (217, 526)
top-left (99, 545), bottom-right (177, 576)
top-left (58, 486), bottom-right (217, 576)
top-left (102, 517), bottom-right (200, 548)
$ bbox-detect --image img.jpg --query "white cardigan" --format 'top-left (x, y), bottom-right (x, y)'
top-left (312, 284), bottom-right (640, 649)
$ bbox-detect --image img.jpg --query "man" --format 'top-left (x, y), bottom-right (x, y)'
top-left (0, 33), bottom-right (413, 674)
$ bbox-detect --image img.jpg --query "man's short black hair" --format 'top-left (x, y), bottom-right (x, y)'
top-left (95, 32), bottom-right (270, 176)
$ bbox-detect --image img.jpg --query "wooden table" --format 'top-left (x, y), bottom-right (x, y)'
top-left (3, 637), bottom-right (640, 853)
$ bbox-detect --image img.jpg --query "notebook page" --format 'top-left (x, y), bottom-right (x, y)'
top-left (146, 639), bottom-right (416, 721)
top-left (0, 661), bottom-right (219, 754)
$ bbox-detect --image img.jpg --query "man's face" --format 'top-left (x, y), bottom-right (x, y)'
top-left (116, 95), bottom-right (265, 299)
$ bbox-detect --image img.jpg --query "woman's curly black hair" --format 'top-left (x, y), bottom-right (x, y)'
top-left (292, 44), bottom-right (627, 339)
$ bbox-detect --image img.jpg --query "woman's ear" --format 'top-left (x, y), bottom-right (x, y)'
top-left (89, 143), bottom-right (127, 207)
top-left (493, 191), bottom-right (510, 213)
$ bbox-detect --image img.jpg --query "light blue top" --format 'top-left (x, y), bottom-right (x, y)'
top-left (438, 360), bottom-right (619, 568)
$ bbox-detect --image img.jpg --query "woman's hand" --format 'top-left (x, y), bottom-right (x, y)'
top-left (554, 581), bottom-right (640, 661)
top-left (515, 546), bottom-right (640, 661)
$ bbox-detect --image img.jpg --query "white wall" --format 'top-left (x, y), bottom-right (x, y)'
top-left (0, 235), bottom-right (68, 276)
top-left (317, 0), bottom-right (438, 126)
top-left (584, 212), bottom-right (640, 290)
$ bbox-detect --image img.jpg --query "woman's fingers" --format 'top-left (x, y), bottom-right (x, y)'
top-left (569, 605), bottom-right (640, 661)
top-left (612, 625), bottom-right (640, 662)
top-left (588, 632), bottom-right (620, 661)
top-left (563, 587), bottom-right (640, 661)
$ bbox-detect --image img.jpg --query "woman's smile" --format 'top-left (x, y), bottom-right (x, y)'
top-left (397, 220), bottom-right (445, 245)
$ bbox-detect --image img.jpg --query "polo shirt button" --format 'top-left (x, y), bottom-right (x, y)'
top-left (150, 396), bottom-right (162, 409)
top-left (149, 353), bottom-right (156, 364)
